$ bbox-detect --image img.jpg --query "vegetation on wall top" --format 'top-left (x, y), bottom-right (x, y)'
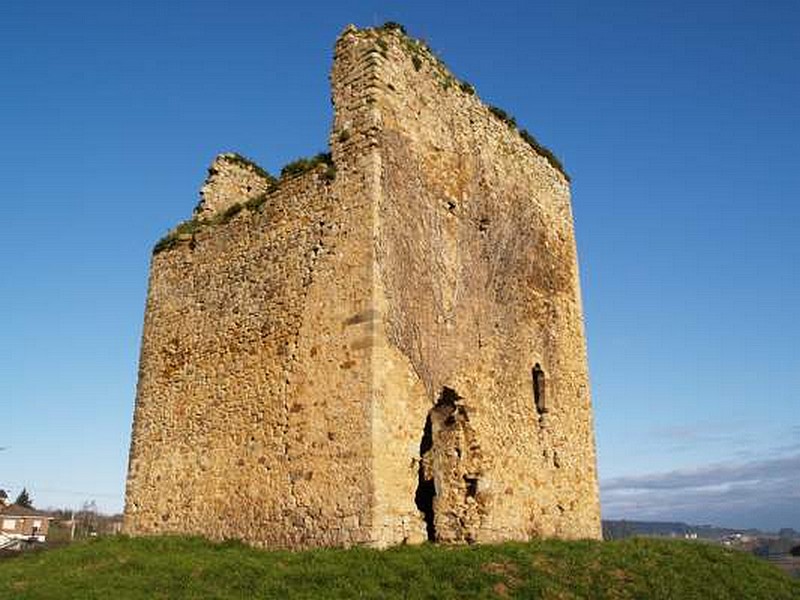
top-left (280, 152), bottom-right (335, 181)
top-left (485, 105), bottom-right (569, 180)
top-left (219, 152), bottom-right (276, 183)
top-left (485, 103), bottom-right (568, 179)
top-left (371, 22), bottom-right (571, 182)
top-left (518, 129), bottom-right (569, 181)
top-left (377, 21), bottom-right (407, 35)
top-left (154, 152), bottom-right (335, 255)
top-left (158, 23), bottom-right (570, 256)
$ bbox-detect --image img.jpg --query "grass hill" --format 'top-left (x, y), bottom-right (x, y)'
top-left (1, 535), bottom-right (798, 599)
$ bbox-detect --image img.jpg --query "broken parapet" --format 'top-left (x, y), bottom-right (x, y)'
top-left (195, 153), bottom-right (276, 219)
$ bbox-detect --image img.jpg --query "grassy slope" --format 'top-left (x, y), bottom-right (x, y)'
top-left (1, 536), bottom-right (798, 599)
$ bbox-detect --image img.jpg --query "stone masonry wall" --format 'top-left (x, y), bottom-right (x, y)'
top-left (124, 24), bottom-right (601, 548)
top-left (125, 169), bottom-right (372, 547)
top-left (196, 153), bottom-right (275, 219)
top-left (354, 27), bottom-right (602, 544)
top-left (124, 26), bottom-right (384, 544)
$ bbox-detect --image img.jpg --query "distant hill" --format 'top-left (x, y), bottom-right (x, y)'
top-left (1, 535), bottom-right (798, 598)
top-left (602, 519), bottom-right (789, 540)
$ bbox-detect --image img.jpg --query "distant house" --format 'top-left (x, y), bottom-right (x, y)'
top-left (0, 503), bottom-right (52, 543)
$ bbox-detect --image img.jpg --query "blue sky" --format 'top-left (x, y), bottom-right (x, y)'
top-left (1, 1), bottom-right (798, 530)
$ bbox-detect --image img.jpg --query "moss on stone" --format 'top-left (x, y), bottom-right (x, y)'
top-left (519, 129), bottom-right (570, 182)
top-left (154, 200), bottom-right (253, 254)
top-left (369, 23), bottom-right (571, 183)
top-left (378, 21), bottom-right (407, 35)
top-left (459, 81), bottom-right (475, 95)
top-left (155, 153), bottom-right (337, 255)
top-left (280, 152), bottom-right (334, 179)
top-left (153, 218), bottom-right (205, 254)
top-left (218, 153), bottom-right (276, 183)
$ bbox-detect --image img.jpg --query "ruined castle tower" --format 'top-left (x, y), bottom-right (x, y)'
top-left (124, 24), bottom-right (602, 548)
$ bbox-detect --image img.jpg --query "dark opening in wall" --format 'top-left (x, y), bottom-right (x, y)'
top-left (464, 476), bottom-right (478, 498)
top-left (415, 387), bottom-right (465, 543)
top-left (532, 363), bottom-right (547, 416)
top-left (439, 386), bottom-right (460, 407)
top-left (414, 415), bottom-right (436, 541)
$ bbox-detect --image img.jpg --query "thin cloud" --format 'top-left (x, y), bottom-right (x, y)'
top-left (601, 452), bottom-right (800, 530)
top-left (645, 423), bottom-right (800, 458)
top-left (603, 454), bottom-right (800, 492)
top-left (647, 422), bottom-right (758, 451)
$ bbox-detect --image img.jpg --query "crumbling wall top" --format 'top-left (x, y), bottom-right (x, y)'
top-left (195, 153), bottom-right (276, 219)
top-left (334, 23), bottom-right (570, 183)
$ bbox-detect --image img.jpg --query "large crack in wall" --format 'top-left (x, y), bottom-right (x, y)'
top-left (370, 25), bottom-right (601, 543)
top-left (416, 387), bottom-right (485, 543)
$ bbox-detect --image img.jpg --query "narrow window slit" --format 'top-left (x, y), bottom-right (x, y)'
top-left (464, 476), bottom-right (479, 499)
top-left (532, 363), bottom-right (547, 417)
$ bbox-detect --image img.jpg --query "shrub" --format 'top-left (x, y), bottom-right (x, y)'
top-left (380, 21), bottom-right (407, 35)
top-left (322, 163), bottom-right (336, 182)
top-left (219, 202), bottom-right (243, 223)
top-left (485, 105), bottom-right (570, 181)
top-left (153, 218), bottom-right (205, 254)
top-left (488, 105), bottom-right (516, 128)
top-left (154, 195), bottom-right (266, 255)
top-left (244, 193), bottom-right (268, 212)
top-left (280, 158), bottom-right (314, 178)
top-left (220, 153), bottom-right (275, 183)
top-left (155, 151), bottom-right (340, 255)
top-left (280, 152), bottom-right (335, 179)
top-left (520, 129), bottom-right (570, 181)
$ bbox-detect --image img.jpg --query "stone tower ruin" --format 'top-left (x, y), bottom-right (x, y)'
top-left (124, 24), bottom-right (602, 548)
